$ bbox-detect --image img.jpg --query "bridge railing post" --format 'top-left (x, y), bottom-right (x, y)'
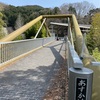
top-left (68, 67), bottom-right (93, 100)
top-left (67, 38), bottom-right (93, 100)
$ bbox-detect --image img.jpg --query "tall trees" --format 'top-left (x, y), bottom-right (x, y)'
top-left (2, 5), bottom-right (44, 28)
top-left (68, 6), bottom-right (76, 15)
top-left (86, 13), bottom-right (100, 53)
top-left (14, 13), bottom-right (25, 40)
top-left (60, 1), bottom-right (95, 24)
top-left (83, 8), bottom-right (100, 24)
top-left (91, 13), bottom-right (100, 50)
top-left (73, 1), bottom-right (94, 17)
top-left (0, 12), bottom-right (6, 39)
top-left (52, 7), bottom-right (61, 14)
top-left (0, 2), bottom-right (8, 11)
top-left (15, 13), bottom-right (24, 30)
top-left (0, 12), bottom-right (4, 29)
top-left (25, 21), bottom-right (47, 39)
top-left (60, 1), bottom-right (94, 17)
top-left (92, 48), bottom-right (100, 61)
top-left (1, 1), bottom-right (99, 40)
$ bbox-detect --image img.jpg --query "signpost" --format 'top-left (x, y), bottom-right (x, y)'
top-left (76, 78), bottom-right (87, 100)
top-left (68, 67), bottom-right (93, 100)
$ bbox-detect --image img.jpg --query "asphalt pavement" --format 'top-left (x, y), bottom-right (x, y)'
top-left (0, 40), bottom-right (66, 100)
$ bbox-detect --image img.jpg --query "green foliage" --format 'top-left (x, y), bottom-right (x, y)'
top-left (68, 6), bottom-right (76, 15)
top-left (83, 8), bottom-right (100, 25)
top-left (25, 25), bottom-right (36, 39)
top-left (14, 35), bottom-right (24, 41)
top-left (0, 2), bottom-right (8, 11)
top-left (92, 13), bottom-right (100, 50)
top-left (0, 12), bottom-right (4, 29)
top-left (2, 5), bottom-right (18, 27)
top-left (86, 29), bottom-right (95, 54)
top-left (0, 12), bottom-right (6, 39)
top-left (2, 5), bottom-right (54, 28)
top-left (92, 48), bottom-right (100, 61)
top-left (89, 8), bottom-right (100, 16)
top-left (52, 7), bottom-right (61, 14)
top-left (86, 13), bottom-right (100, 54)
top-left (41, 24), bottom-right (47, 38)
top-left (25, 21), bottom-right (47, 39)
top-left (2, 5), bottom-right (53, 39)
top-left (15, 13), bottom-right (24, 30)
top-left (10, 13), bottom-right (24, 40)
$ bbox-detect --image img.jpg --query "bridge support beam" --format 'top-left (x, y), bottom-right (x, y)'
top-left (0, 16), bottom-right (43, 42)
top-left (44, 22), bottom-right (51, 37)
top-left (34, 18), bottom-right (46, 39)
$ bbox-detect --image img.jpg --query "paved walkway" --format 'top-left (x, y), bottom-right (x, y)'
top-left (0, 40), bottom-right (66, 100)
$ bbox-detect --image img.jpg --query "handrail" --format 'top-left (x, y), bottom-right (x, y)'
top-left (0, 14), bottom-right (100, 99)
top-left (71, 15), bottom-right (100, 100)
top-left (0, 14), bottom-right (97, 66)
top-left (67, 38), bottom-right (83, 70)
top-left (0, 37), bottom-right (55, 64)
top-left (68, 17), bottom-right (74, 48)
top-left (71, 15), bottom-right (89, 55)
top-left (43, 14), bottom-right (72, 18)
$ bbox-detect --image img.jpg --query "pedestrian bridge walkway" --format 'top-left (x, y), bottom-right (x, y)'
top-left (0, 40), bottom-right (66, 99)
top-left (0, 14), bottom-right (100, 100)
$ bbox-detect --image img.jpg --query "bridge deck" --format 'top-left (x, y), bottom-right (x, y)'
top-left (0, 40), bottom-right (67, 100)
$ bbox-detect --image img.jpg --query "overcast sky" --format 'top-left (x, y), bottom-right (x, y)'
top-left (0, 0), bottom-right (100, 8)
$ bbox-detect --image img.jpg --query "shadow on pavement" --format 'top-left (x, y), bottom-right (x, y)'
top-left (0, 41), bottom-right (66, 100)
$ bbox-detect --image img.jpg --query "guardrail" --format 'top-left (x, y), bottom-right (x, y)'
top-left (0, 37), bottom-right (55, 64)
top-left (67, 38), bottom-right (83, 70)
top-left (0, 14), bottom-right (100, 99)
top-left (67, 38), bottom-right (93, 100)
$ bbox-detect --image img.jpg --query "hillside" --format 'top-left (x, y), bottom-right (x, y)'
top-left (2, 4), bottom-right (60, 28)
top-left (0, 2), bottom-right (8, 11)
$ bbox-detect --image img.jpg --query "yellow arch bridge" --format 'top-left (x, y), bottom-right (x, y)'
top-left (0, 14), bottom-right (100, 100)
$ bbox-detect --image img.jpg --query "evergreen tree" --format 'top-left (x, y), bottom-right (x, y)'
top-left (25, 21), bottom-right (47, 39)
top-left (92, 48), bottom-right (100, 61)
top-left (68, 6), bottom-right (76, 15)
top-left (86, 13), bottom-right (100, 53)
top-left (0, 12), bottom-right (6, 39)
top-left (14, 13), bottom-right (24, 40)
top-left (0, 12), bottom-right (4, 29)
top-left (15, 13), bottom-right (23, 30)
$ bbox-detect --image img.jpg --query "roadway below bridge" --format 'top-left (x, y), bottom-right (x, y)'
top-left (0, 40), bottom-right (68, 100)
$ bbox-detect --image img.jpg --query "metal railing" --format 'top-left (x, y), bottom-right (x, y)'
top-left (0, 37), bottom-right (55, 64)
top-left (67, 37), bottom-right (93, 100)
top-left (67, 38), bottom-right (83, 70)
top-left (66, 14), bottom-right (100, 100)
top-left (0, 14), bottom-right (100, 99)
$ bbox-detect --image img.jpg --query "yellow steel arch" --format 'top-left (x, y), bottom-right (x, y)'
top-left (0, 14), bottom-right (100, 99)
